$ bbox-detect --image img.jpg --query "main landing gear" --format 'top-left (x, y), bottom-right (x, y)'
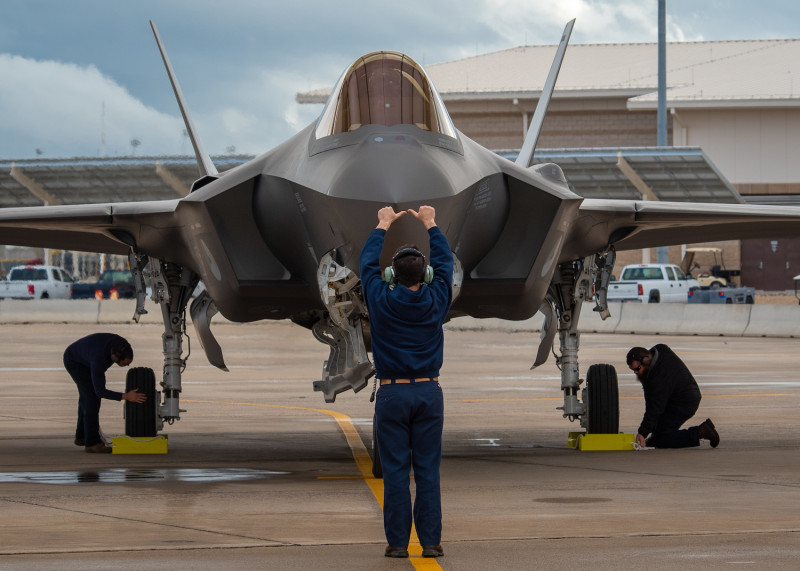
top-left (128, 252), bottom-right (198, 435)
top-left (535, 249), bottom-right (620, 434)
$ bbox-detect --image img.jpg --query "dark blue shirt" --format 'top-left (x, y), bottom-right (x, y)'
top-left (63, 333), bottom-right (127, 400)
top-left (359, 226), bottom-right (454, 379)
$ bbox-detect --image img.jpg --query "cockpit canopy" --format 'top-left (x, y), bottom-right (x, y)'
top-left (315, 51), bottom-right (457, 140)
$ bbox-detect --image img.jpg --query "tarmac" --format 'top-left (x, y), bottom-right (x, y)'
top-left (1, 320), bottom-right (799, 570)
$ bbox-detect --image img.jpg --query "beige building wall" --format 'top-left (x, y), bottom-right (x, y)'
top-left (445, 97), bottom-right (663, 149)
top-left (672, 107), bottom-right (800, 193)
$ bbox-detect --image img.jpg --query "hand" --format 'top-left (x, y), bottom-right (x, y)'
top-left (408, 205), bottom-right (436, 229)
top-left (376, 206), bottom-right (406, 230)
top-left (635, 433), bottom-right (647, 448)
top-left (122, 389), bottom-right (147, 404)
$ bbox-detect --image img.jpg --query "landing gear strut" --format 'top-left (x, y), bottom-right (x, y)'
top-left (131, 253), bottom-right (197, 430)
top-left (536, 249), bottom-right (619, 433)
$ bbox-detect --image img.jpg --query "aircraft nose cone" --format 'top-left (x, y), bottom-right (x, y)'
top-left (329, 137), bottom-right (455, 202)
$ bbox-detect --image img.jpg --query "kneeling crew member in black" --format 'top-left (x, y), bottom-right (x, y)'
top-left (360, 205), bottom-right (453, 558)
top-left (627, 345), bottom-right (720, 449)
top-left (63, 333), bottom-right (146, 453)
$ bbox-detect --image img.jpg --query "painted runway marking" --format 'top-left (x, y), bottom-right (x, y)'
top-left (0, 468), bottom-right (288, 484)
top-left (472, 438), bottom-right (501, 446)
top-left (0, 367), bottom-right (63, 371)
top-left (460, 394), bottom-right (792, 403)
top-left (184, 399), bottom-right (442, 570)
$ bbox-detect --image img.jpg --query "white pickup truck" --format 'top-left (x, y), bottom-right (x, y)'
top-left (0, 265), bottom-right (75, 299)
top-left (607, 263), bottom-right (699, 303)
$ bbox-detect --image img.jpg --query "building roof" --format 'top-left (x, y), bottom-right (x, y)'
top-left (297, 39), bottom-right (800, 110)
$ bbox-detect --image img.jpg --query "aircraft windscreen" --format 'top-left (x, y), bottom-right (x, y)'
top-left (315, 51), bottom-right (457, 140)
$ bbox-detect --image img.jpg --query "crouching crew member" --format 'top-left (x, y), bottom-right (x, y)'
top-left (360, 205), bottom-right (453, 559)
top-left (63, 333), bottom-right (146, 453)
top-left (627, 344), bottom-right (720, 449)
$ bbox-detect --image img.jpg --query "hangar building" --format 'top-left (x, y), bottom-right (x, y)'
top-left (3, 38), bottom-right (800, 289)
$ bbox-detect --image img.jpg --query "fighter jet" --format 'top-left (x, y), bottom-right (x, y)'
top-left (3, 20), bottom-right (800, 442)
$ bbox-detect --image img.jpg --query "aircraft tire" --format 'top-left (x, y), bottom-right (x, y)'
top-left (586, 363), bottom-right (619, 434)
top-left (124, 367), bottom-right (157, 437)
top-left (372, 412), bottom-right (383, 479)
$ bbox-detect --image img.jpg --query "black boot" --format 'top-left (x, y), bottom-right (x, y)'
top-left (698, 418), bottom-right (720, 448)
top-left (384, 546), bottom-right (409, 558)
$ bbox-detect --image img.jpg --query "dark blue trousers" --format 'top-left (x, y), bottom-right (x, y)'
top-left (375, 380), bottom-right (443, 548)
top-left (64, 358), bottom-right (103, 447)
top-left (647, 405), bottom-right (700, 449)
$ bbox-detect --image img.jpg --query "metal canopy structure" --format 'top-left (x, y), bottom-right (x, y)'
top-left (498, 146), bottom-right (743, 203)
top-left (0, 156), bottom-right (250, 208)
top-left (1, 147), bottom-right (741, 209)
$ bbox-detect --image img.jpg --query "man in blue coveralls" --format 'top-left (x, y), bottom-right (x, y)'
top-left (63, 333), bottom-right (147, 453)
top-left (359, 205), bottom-right (453, 559)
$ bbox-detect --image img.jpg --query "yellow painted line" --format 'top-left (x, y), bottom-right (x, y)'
top-left (460, 393), bottom-right (791, 403)
top-left (184, 399), bottom-right (441, 570)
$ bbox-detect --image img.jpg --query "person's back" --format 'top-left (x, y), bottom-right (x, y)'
top-left (359, 205), bottom-right (452, 559)
top-left (643, 344), bottom-right (701, 415)
top-left (627, 344), bottom-right (719, 449)
top-left (63, 332), bottom-right (144, 453)
top-left (362, 240), bottom-right (452, 380)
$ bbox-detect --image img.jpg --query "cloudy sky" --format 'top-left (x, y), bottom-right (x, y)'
top-left (1, 0), bottom-right (798, 160)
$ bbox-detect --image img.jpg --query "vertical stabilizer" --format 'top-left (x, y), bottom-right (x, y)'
top-left (515, 19), bottom-right (575, 169)
top-left (150, 21), bottom-right (218, 177)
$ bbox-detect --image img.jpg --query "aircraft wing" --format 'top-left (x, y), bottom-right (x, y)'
top-left (562, 198), bottom-right (800, 260)
top-left (0, 199), bottom-right (183, 258)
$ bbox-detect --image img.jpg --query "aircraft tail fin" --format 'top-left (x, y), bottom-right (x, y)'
top-left (515, 19), bottom-right (575, 169)
top-left (150, 21), bottom-right (219, 177)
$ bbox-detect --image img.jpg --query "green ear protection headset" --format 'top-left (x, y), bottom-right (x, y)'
top-left (383, 247), bottom-right (434, 285)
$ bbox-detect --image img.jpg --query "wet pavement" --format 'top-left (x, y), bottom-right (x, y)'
top-left (1, 321), bottom-right (799, 570)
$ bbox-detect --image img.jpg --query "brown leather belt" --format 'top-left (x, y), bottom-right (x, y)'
top-left (380, 377), bottom-right (438, 385)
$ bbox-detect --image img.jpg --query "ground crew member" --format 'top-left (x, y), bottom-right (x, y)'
top-left (360, 205), bottom-right (453, 559)
top-left (627, 344), bottom-right (720, 449)
top-left (63, 333), bottom-right (146, 453)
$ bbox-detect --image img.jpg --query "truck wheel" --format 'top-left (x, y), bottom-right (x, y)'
top-left (746, 295), bottom-right (754, 304)
top-left (586, 364), bottom-right (619, 434)
top-left (371, 412), bottom-right (383, 479)
top-left (648, 290), bottom-right (660, 303)
top-left (125, 367), bottom-right (157, 437)
top-left (40, 291), bottom-right (49, 299)
top-left (710, 281), bottom-right (724, 289)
